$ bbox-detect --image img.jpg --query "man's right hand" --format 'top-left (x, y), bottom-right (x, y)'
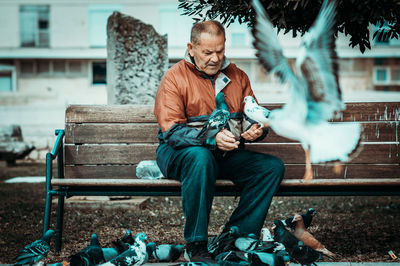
top-left (215, 129), bottom-right (240, 151)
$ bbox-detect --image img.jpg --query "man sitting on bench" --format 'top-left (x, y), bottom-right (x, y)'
top-left (153, 20), bottom-right (284, 263)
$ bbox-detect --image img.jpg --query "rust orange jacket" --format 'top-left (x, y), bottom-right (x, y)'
top-left (154, 52), bottom-right (267, 149)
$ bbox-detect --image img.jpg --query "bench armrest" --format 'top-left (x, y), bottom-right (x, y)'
top-left (46, 129), bottom-right (65, 189)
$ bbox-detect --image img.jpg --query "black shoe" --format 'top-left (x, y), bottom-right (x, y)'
top-left (208, 226), bottom-right (241, 258)
top-left (184, 241), bottom-right (215, 263)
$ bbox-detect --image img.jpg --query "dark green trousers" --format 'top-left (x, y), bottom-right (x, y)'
top-left (156, 144), bottom-right (284, 243)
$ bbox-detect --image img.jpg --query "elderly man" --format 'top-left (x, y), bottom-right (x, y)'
top-left (154, 20), bottom-right (284, 263)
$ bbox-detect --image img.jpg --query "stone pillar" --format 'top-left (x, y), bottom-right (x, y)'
top-left (107, 11), bottom-right (168, 105)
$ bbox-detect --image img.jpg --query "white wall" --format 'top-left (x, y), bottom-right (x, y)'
top-left (0, 5), bottom-right (19, 48)
top-left (51, 4), bottom-right (89, 48)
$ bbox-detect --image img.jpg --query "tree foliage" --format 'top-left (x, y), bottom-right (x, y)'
top-left (178, 0), bottom-right (400, 53)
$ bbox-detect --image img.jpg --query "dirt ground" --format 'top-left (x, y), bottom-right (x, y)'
top-left (1, 162), bottom-right (400, 264)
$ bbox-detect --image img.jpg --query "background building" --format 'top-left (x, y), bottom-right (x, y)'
top-left (0, 0), bottom-right (399, 161)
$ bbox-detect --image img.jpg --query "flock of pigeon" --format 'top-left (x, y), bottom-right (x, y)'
top-left (14, 208), bottom-right (337, 266)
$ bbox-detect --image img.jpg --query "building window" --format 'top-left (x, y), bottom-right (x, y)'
top-left (376, 69), bottom-right (387, 82)
top-left (92, 62), bottom-right (107, 85)
top-left (53, 60), bottom-right (66, 73)
top-left (391, 68), bottom-right (400, 83)
top-left (0, 72), bottom-right (13, 92)
top-left (19, 60), bottom-right (86, 77)
top-left (88, 5), bottom-right (121, 47)
top-left (228, 22), bottom-right (250, 47)
top-left (20, 5), bottom-right (50, 47)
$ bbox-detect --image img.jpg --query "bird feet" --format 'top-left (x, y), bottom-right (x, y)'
top-left (302, 167), bottom-right (314, 182)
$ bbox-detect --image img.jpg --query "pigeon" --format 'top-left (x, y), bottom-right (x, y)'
top-left (292, 214), bottom-right (336, 258)
top-left (102, 248), bottom-right (119, 261)
top-left (146, 242), bottom-right (157, 260)
top-left (68, 233), bottom-right (106, 266)
top-left (234, 234), bottom-right (260, 252)
top-left (291, 241), bottom-right (322, 266)
top-left (208, 226), bottom-right (240, 256)
top-left (261, 228), bottom-right (274, 242)
top-left (112, 230), bottom-right (136, 254)
top-left (14, 229), bottom-right (55, 265)
top-left (273, 220), bottom-right (321, 265)
top-left (282, 208), bottom-right (316, 230)
top-left (251, 0), bottom-right (362, 181)
top-left (152, 244), bottom-right (184, 262)
top-left (247, 250), bottom-right (290, 266)
top-left (243, 96), bottom-right (271, 128)
top-left (100, 233), bottom-right (148, 266)
top-left (198, 91), bottom-right (230, 146)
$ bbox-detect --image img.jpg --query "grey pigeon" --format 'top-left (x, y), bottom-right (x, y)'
top-left (100, 233), bottom-right (148, 266)
top-left (208, 226), bottom-right (240, 256)
top-left (198, 91), bottom-right (230, 147)
top-left (282, 208), bottom-right (316, 230)
top-left (234, 235), bottom-right (259, 252)
top-left (252, 0), bottom-right (362, 181)
top-left (152, 244), bottom-right (184, 262)
top-left (14, 229), bottom-right (55, 265)
top-left (112, 230), bottom-right (135, 254)
top-left (146, 242), bottom-right (156, 260)
top-left (247, 250), bottom-right (290, 266)
top-left (69, 233), bottom-right (106, 266)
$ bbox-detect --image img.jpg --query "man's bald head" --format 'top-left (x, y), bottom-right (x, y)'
top-left (190, 20), bottom-right (226, 45)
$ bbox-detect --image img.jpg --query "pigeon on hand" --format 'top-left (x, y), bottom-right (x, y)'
top-left (251, 0), bottom-right (362, 181)
top-left (100, 233), bottom-right (148, 266)
top-left (282, 208), bottom-right (316, 230)
top-left (197, 91), bottom-right (230, 146)
top-left (273, 220), bottom-right (321, 265)
top-left (68, 233), bottom-right (106, 266)
top-left (152, 244), bottom-right (184, 262)
top-left (14, 229), bottom-right (55, 265)
top-left (292, 214), bottom-right (336, 258)
top-left (243, 96), bottom-right (271, 128)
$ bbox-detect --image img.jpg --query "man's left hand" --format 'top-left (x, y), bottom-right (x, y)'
top-left (241, 124), bottom-right (263, 141)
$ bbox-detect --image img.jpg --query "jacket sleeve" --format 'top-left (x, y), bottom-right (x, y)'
top-left (154, 71), bottom-right (204, 149)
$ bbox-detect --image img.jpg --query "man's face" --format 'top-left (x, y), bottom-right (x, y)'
top-left (187, 32), bottom-right (225, 75)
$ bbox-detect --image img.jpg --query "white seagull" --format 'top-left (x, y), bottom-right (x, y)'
top-left (250, 0), bottom-right (362, 181)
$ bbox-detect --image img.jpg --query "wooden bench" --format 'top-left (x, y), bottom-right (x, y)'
top-left (43, 102), bottom-right (400, 251)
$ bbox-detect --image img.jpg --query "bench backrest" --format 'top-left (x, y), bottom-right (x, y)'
top-left (64, 102), bottom-right (400, 180)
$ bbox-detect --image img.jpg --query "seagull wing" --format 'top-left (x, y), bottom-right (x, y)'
top-left (299, 0), bottom-right (344, 120)
top-left (251, 0), bottom-right (298, 84)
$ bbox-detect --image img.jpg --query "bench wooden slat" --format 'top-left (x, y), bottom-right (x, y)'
top-left (64, 164), bottom-right (399, 179)
top-left (65, 102), bottom-right (400, 123)
top-left (64, 143), bottom-right (399, 165)
top-left (65, 121), bottom-right (399, 144)
top-left (65, 123), bottom-right (159, 144)
top-left (51, 178), bottom-right (400, 187)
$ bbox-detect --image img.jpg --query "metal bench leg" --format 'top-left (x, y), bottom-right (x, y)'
top-left (55, 194), bottom-right (65, 252)
top-left (43, 191), bottom-right (52, 235)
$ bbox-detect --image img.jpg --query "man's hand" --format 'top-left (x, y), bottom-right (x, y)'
top-left (216, 129), bottom-right (240, 151)
top-left (241, 124), bottom-right (263, 141)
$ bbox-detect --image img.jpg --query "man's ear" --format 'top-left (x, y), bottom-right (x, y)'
top-left (187, 42), bottom-right (194, 57)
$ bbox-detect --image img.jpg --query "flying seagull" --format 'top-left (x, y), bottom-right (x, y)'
top-left (251, 0), bottom-right (362, 181)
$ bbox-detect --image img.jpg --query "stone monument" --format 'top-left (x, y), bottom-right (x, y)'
top-left (107, 11), bottom-right (168, 105)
